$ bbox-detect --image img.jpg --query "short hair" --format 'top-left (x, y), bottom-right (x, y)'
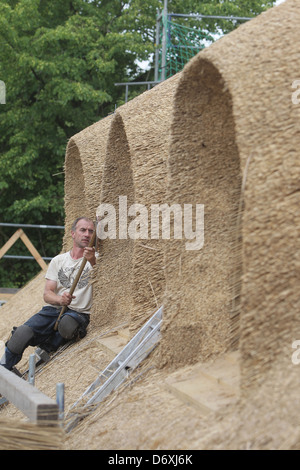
top-left (71, 217), bottom-right (94, 232)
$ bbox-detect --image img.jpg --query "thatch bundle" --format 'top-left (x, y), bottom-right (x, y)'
top-left (63, 115), bottom-right (114, 251)
top-left (91, 112), bottom-right (135, 331)
top-left (161, 0), bottom-right (300, 394)
top-left (0, 418), bottom-right (64, 450)
top-left (161, 58), bottom-right (241, 369)
top-left (94, 74), bottom-right (181, 335)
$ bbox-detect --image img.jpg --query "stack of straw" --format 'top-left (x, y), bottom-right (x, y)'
top-left (0, 419), bottom-right (64, 450)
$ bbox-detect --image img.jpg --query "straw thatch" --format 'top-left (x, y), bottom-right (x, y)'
top-left (1, 0), bottom-right (300, 450)
top-left (63, 115), bottom-right (114, 251)
top-left (161, 0), bottom-right (300, 393)
top-left (161, 59), bottom-right (242, 369)
top-left (91, 112), bottom-right (134, 331)
top-left (0, 418), bottom-right (64, 450)
top-left (94, 73), bottom-right (181, 336)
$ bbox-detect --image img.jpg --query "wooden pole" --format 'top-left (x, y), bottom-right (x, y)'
top-left (54, 229), bottom-right (97, 331)
top-left (0, 229), bottom-right (23, 259)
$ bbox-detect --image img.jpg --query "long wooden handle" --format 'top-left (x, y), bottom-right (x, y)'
top-left (54, 230), bottom-right (96, 331)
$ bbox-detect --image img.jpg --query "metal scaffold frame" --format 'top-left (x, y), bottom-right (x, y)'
top-left (115, 0), bottom-right (252, 102)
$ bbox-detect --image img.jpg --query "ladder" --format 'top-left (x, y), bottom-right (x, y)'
top-left (66, 306), bottom-right (163, 432)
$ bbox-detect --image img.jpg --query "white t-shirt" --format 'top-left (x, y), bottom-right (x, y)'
top-left (45, 251), bottom-right (94, 314)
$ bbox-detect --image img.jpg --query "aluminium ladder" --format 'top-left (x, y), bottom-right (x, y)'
top-left (66, 305), bottom-right (163, 431)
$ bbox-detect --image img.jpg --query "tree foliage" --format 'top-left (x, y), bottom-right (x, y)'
top-left (0, 0), bottom-right (277, 287)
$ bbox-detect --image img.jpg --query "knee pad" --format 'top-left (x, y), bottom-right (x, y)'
top-left (6, 324), bottom-right (34, 355)
top-left (58, 315), bottom-right (80, 340)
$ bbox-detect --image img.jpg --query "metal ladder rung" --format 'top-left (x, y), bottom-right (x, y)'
top-left (86, 319), bottom-right (161, 406)
top-left (68, 306), bottom-right (163, 417)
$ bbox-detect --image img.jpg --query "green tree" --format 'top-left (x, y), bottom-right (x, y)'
top-left (0, 0), bottom-right (277, 287)
top-left (0, 0), bottom-right (157, 286)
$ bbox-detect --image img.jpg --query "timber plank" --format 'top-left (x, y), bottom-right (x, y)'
top-left (0, 366), bottom-right (58, 422)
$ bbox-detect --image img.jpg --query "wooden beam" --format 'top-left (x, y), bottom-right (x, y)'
top-left (19, 230), bottom-right (48, 270)
top-left (0, 366), bottom-right (58, 423)
top-left (0, 229), bottom-right (48, 270)
top-left (0, 229), bottom-right (22, 259)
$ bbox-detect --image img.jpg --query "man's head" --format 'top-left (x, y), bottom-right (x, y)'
top-left (71, 217), bottom-right (95, 249)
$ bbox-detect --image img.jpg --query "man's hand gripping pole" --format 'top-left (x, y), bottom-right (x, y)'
top-left (53, 228), bottom-right (97, 331)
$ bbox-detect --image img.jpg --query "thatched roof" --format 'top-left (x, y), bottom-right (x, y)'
top-left (63, 115), bottom-right (114, 251)
top-left (94, 73), bottom-right (181, 336)
top-left (1, 0), bottom-right (300, 450)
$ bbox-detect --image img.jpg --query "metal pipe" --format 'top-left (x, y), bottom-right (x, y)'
top-left (3, 255), bottom-right (53, 260)
top-left (154, 9), bottom-right (160, 82)
top-left (161, 0), bottom-right (168, 81)
top-left (0, 223), bottom-right (64, 229)
top-left (170, 13), bottom-right (252, 21)
top-left (56, 383), bottom-right (65, 421)
top-left (115, 81), bottom-right (161, 86)
top-left (28, 354), bottom-right (36, 385)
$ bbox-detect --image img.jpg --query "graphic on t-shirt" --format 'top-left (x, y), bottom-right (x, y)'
top-left (58, 266), bottom-right (91, 289)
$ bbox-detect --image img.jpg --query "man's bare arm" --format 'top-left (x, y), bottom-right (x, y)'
top-left (43, 279), bottom-right (75, 306)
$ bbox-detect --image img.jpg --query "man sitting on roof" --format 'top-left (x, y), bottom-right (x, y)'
top-left (0, 216), bottom-right (97, 372)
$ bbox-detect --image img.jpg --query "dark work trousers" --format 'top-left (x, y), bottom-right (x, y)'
top-left (1, 306), bottom-right (90, 371)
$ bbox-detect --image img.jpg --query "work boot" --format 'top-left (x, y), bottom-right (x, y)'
top-left (11, 366), bottom-right (22, 377)
top-left (35, 347), bottom-right (50, 365)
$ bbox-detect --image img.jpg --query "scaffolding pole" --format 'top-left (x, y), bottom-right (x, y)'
top-left (161, 0), bottom-right (168, 81)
